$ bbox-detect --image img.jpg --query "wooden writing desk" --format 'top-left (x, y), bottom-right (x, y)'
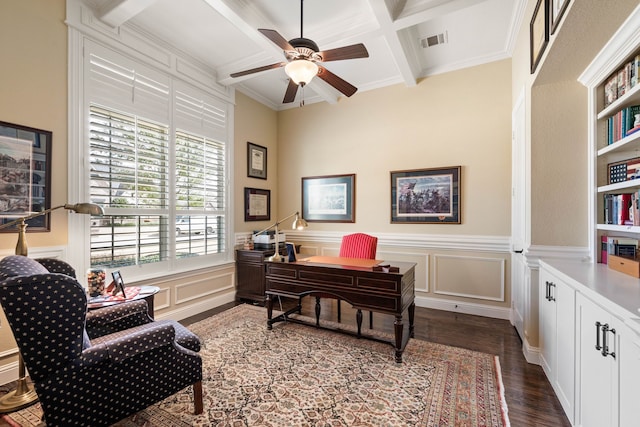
top-left (265, 257), bottom-right (416, 362)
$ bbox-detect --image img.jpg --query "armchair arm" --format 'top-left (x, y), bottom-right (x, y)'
top-left (85, 300), bottom-right (152, 339)
top-left (35, 258), bottom-right (77, 278)
top-left (79, 322), bottom-right (177, 365)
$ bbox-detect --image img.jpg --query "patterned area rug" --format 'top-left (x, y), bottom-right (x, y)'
top-left (1, 304), bottom-right (509, 426)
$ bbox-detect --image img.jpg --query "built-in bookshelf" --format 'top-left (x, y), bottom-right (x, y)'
top-left (587, 20), bottom-right (640, 263)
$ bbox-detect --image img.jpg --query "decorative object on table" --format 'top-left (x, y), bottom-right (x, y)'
top-left (0, 202), bottom-right (103, 413)
top-left (301, 174), bottom-right (355, 223)
top-left (390, 166), bottom-right (461, 224)
top-left (529, 0), bottom-right (548, 74)
top-left (550, 0), bottom-right (570, 35)
top-left (86, 268), bottom-right (106, 297)
top-left (285, 242), bottom-right (297, 262)
top-left (0, 121), bottom-right (52, 232)
top-left (244, 187), bottom-right (270, 221)
top-left (247, 142), bottom-right (267, 179)
top-left (110, 270), bottom-right (126, 297)
top-left (253, 211), bottom-right (308, 262)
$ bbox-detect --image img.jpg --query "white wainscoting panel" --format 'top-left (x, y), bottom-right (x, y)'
top-left (433, 254), bottom-right (506, 302)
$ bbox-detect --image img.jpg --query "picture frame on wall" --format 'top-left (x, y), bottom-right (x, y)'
top-left (550, 0), bottom-right (570, 35)
top-left (530, 0), bottom-right (549, 74)
top-left (302, 174), bottom-right (355, 223)
top-left (244, 187), bottom-right (271, 221)
top-left (247, 142), bottom-right (267, 179)
top-left (0, 121), bottom-right (52, 232)
top-left (390, 166), bottom-right (461, 224)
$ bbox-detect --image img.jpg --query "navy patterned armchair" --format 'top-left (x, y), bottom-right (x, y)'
top-left (0, 255), bottom-right (203, 427)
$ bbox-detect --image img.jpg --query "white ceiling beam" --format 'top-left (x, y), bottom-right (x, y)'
top-left (394, 0), bottom-right (489, 30)
top-left (97, 0), bottom-right (159, 28)
top-left (367, 0), bottom-right (419, 87)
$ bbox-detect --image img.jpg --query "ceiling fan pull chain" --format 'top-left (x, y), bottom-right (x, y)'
top-left (300, 84), bottom-right (305, 107)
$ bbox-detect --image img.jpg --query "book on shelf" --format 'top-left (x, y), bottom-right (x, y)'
top-left (602, 54), bottom-right (640, 108)
top-left (606, 105), bottom-right (640, 144)
top-left (604, 74), bottom-right (618, 107)
top-left (603, 193), bottom-right (635, 225)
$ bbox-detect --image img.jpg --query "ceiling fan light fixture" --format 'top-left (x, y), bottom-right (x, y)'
top-left (285, 59), bottom-right (318, 85)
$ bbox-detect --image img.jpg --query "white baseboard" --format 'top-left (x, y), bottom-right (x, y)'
top-left (415, 296), bottom-right (512, 320)
top-left (0, 361), bottom-right (18, 386)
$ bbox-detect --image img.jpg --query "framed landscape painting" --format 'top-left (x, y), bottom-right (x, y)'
top-left (302, 174), bottom-right (355, 223)
top-left (390, 166), bottom-right (461, 224)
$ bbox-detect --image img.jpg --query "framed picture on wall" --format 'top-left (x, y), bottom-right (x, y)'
top-left (244, 187), bottom-right (270, 221)
top-left (302, 174), bottom-right (355, 223)
top-left (390, 166), bottom-right (461, 224)
top-left (530, 0), bottom-right (549, 74)
top-left (550, 0), bottom-right (570, 35)
top-left (247, 142), bottom-right (267, 179)
top-left (0, 121), bottom-right (52, 232)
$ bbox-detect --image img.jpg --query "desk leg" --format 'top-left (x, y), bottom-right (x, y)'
top-left (266, 294), bottom-right (273, 330)
top-left (315, 296), bottom-right (321, 326)
top-left (394, 315), bottom-right (404, 363)
top-left (408, 302), bottom-right (415, 338)
top-left (356, 309), bottom-right (363, 337)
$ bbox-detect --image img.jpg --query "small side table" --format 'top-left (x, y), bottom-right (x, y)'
top-left (88, 285), bottom-right (159, 319)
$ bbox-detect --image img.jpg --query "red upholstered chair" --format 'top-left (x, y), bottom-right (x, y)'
top-left (315, 233), bottom-right (378, 330)
top-left (339, 233), bottom-right (378, 259)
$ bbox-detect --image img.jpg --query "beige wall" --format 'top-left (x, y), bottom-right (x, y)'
top-left (234, 92), bottom-right (279, 235)
top-left (277, 59), bottom-right (512, 236)
top-left (0, 0), bottom-right (68, 377)
top-left (0, 0), bottom-right (69, 250)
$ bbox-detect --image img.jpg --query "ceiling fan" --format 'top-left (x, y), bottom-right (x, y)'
top-left (230, 0), bottom-right (369, 104)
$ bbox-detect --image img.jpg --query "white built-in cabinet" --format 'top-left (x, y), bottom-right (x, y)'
top-left (576, 292), bottom-right (623, 427)
top-left (539, 260), bottom-right (640, 427)
top-left (538, 267), bottom-right (575, 425)
top-left (619, 320), bottom-right (640, 427)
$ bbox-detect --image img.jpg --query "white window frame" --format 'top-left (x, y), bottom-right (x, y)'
top-left (66, 9), bottom-right (235, 280)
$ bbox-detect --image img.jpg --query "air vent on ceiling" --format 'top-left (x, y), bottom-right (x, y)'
top-left (420, 31), bottom-right (448, 48)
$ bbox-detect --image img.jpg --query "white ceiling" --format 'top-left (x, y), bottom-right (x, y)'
top-left (82, 0), bottom-right (526, 110)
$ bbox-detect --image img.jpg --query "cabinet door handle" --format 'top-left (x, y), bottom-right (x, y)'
top-left (545, 281), bottom-right (551, 301)
top-left (549, 282), bottom-right (556, 302)
top-left (595, 321), bottom-right (602, 351)
top-left (601, 323), bottom-right (617, 359)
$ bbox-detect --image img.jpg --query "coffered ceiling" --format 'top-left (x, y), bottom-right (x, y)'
top-left (80, 0), bottom-right (526, 110)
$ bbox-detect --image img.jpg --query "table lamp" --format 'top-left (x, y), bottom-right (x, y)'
top-left (0, 202), bottom-right (104, 412)
top-left (253, 211), bottom-right (308, 262)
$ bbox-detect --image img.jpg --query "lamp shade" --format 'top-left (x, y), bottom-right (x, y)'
top-left (292, 213), bottom-right (308, 230)
top-left (285, 60), bottom-right (318, 85)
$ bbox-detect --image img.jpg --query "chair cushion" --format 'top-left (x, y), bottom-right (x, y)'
top-left (0, 255), bottom-right (49, 281)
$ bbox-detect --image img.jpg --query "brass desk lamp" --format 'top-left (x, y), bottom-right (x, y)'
top-left (252, 211), bottom-right (308, 262)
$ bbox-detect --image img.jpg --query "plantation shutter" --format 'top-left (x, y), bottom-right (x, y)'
top-left (85, 40), bottom-right (170, 124)
top-left (89, 106), bottom-right (169, 211)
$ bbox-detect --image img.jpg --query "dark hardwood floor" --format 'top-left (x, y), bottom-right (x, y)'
top-left (182, 298), bottom-right (572, 427)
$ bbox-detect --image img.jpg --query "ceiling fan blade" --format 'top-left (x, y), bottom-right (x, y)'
top-left (258, 29), bottom-right (295, 52)
top-left (317, 43), bottom-right (369, 62)
top-left (316, 66), bottom-right (358, 97)
top-left (230, 62), bottom-right (286, 78)
top-left (283, 79), bottom-right (299, 103)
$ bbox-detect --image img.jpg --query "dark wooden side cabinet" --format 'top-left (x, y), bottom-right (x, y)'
top-left (236, 248), bottom-right (286, 303)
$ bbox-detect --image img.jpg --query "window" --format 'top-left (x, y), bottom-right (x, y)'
top-left (88, 106), bottom-right (226, 268)
top-left (81, 41), bottom-right (230, 272)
